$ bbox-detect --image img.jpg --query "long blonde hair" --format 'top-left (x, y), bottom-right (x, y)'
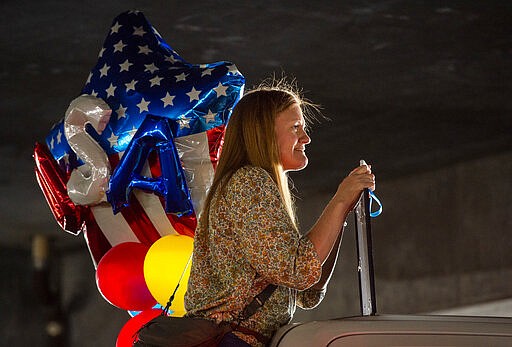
top-left (201, 81), bottom-right (319, 229)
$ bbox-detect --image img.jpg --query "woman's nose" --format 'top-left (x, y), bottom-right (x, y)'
top-left (300, 130), bottom-right (311, 144)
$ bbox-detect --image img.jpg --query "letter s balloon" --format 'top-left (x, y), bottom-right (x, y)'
top-left (64, 94), bottom-right (112, 206)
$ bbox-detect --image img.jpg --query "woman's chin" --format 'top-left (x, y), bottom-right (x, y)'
top-left (283, 159), bottom-right (308, 172)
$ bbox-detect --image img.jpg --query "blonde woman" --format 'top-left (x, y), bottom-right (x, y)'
top-left (185, 83), bottom-right (375, 346)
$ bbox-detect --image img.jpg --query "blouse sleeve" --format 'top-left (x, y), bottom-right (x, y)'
top-left (225, 166), bottom-right (322, 291)
top-left (296, 287), bottom-right (326, 309)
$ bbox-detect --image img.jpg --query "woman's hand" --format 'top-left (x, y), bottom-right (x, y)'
top-left (307, 163), bottom-right (376, 264)
top-left (333, 164), bottom-right (376, 212)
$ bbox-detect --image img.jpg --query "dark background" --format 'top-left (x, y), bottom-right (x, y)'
top-left (1, 1), bottom-right (511, 346)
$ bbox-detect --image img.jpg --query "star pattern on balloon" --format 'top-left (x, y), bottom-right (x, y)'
top-left (45, 10), bottom-right (245, 170)
top-left (35, 9), bottom-right (248, 296)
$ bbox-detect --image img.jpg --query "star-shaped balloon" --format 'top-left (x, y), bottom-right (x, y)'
top-left (37, 10), bottom-right (245, 266)
top-left (46, 9), bottom-right (244, 167)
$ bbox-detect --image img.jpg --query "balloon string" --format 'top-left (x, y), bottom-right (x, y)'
top-left (179, 253), bottom-right (193, 284)
top-left (163, 252), bottom-right (193, 315)
top-left (369, 190), bottom-right (383, 218)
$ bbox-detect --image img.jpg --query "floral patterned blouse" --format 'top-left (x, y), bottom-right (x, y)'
top-left (185, 166), bottom-right (324, 346)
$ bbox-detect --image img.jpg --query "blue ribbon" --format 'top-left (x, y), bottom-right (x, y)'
top-left (369, 190), bottom-right (383, 218)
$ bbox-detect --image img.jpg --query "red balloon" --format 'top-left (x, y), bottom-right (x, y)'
top-left (33, 142), bottom-right (86, 235)
top-left (116, 309), bottom-right (162, 347)
top-left (96, 242), bottom-right (156, 310)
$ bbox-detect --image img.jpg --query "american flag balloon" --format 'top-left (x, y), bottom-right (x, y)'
top-left (37, 10), bottom-right (245, 266)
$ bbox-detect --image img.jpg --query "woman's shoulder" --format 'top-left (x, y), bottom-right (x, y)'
top-left (223, 166), bottom-right (280, 206)
top-left (231, 165), bottom-right (273, 184)
top-left (223, 166), bottom-right (277, 195)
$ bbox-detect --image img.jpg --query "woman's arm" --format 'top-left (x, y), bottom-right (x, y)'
top-left (229, 166), bottom-right (323, 290)
top-left (307, 164), bottom-right (374, 264)
top-left (312, 226), bottom-right (343, 290)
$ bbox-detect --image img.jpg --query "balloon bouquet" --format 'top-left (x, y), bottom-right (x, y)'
top-left (33, 10), bottom-right (245, 346)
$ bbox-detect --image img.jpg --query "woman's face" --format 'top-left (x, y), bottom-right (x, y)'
top-left (274, 103), bottom-right (311, 171)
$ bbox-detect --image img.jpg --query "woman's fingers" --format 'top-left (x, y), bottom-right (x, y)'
top-left (354, 173), bottom-right (375, 190)
top-left (349, 164), bottom-right (372, 176)
top-left (335, 165), bottom-right (377, 209)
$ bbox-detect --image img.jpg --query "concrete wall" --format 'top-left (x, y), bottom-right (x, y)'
top-left (2, 151), bottom-right (511, 346)
top-left (294, 150), bottom-right (512, 321)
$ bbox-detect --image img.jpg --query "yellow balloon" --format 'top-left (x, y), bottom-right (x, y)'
top-left (144, 235), bottom-right (194, 316)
